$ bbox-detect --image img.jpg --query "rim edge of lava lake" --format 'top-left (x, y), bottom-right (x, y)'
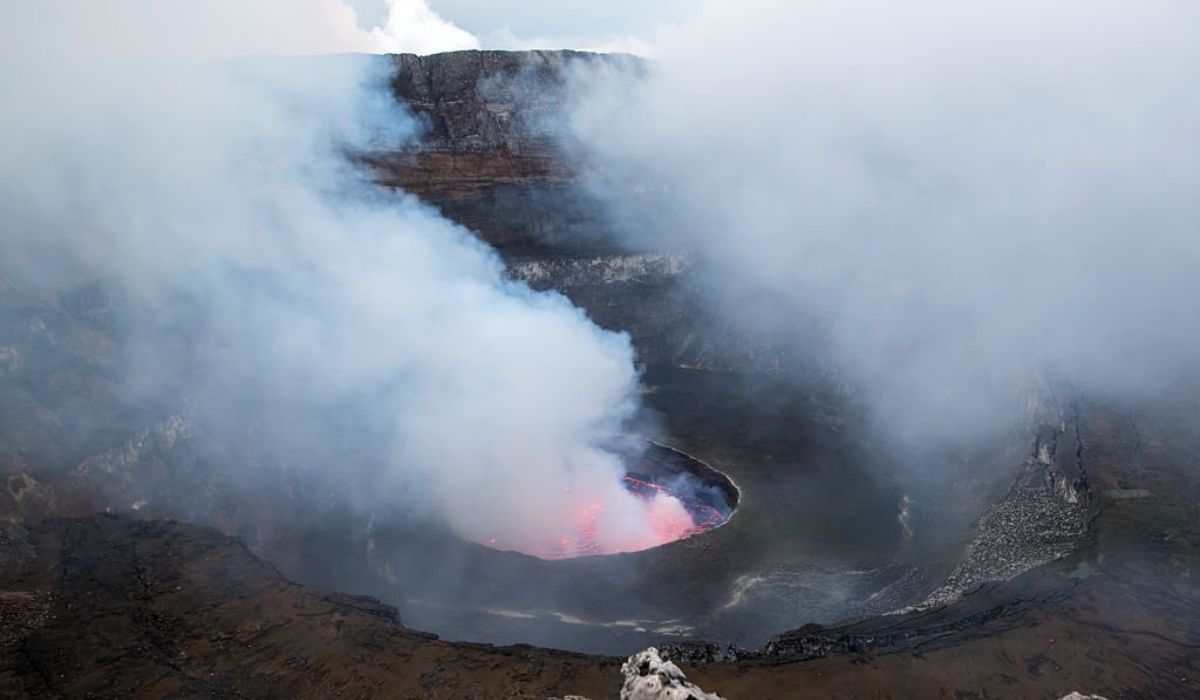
top-left (482, 440), bottom-right (740, 561)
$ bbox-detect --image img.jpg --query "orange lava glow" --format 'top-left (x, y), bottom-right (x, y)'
top-left (518, 476), bottom-right (728, 560)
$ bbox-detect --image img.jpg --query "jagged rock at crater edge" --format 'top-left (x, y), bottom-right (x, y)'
top-left (621, 647), bottom-right (725, 700)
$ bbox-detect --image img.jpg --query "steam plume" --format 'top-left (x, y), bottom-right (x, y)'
top-left (369, 0), bottom-right (481, 54)
top-left (0, 2), bottom-right (682, 557)
top-left (568, 0), bottom-right (1200, 440)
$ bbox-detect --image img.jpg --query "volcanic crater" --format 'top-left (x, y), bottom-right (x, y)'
top-left (0, 48), bottom-right (1197, 700)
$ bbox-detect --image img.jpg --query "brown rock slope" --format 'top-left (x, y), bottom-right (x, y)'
top-left (0, 515), bottom-right (621, 699)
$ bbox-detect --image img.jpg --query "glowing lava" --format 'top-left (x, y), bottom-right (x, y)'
top-left (502, 475), bottom-right (729, 560)
top-left (622, 476), bottom-right (727, 534)
top-left (472, 442), bottom-right (736, 560)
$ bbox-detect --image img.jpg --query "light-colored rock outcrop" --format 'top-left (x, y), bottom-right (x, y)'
top-left (621, 647), bottom-right (725, 700)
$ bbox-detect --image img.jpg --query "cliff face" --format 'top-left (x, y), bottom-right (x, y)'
top-left (373, 50), bottom-right (631, 253)
top-left (389, 50), bottom-right (592, 155)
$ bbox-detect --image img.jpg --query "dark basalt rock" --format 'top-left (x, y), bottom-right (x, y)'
top-left (388, 50), bottom-right (606, 155)
top-left (373, 50), bottom-right (637, 254)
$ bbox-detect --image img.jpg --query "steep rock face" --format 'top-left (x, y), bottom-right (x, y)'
top-left (389, 50), bottom-right (593, 154)
top-left (374, 50), bottom-right (632, 253)
top-left (913, 433), bottom-right (1090, 609)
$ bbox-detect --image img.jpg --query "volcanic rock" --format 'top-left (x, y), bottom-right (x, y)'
top-left (620, 648), bottom-right (724, 700)
top-left (373, 50), bottom-right (633, 253)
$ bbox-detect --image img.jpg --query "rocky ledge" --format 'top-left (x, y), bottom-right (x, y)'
top-left (371, 50), bottom-right (636, 253)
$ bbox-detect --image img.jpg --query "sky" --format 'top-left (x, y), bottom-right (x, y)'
top-left (0, 1), bottom-right (695, 61)
top-left (425, 0), bottom-right (702, 51)
top-left (351, 0), bottom-right (702, 54)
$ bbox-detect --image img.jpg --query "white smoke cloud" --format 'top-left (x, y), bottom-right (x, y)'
top-left (0, 2), bottom-right (687, 557)
top-left (569, 0), bottom-right (1200, 440)
top-left (369, 0), bottom-right (480, 55)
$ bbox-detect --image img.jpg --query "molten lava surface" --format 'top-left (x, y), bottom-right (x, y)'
top-left (536, 475), bottom-right (728, 560)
